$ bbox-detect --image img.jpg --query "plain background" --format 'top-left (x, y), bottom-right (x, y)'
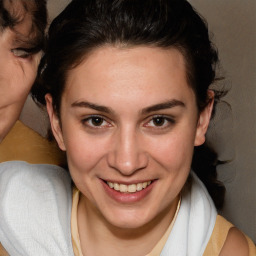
top-left (20, 0), bottom-right (256, 242)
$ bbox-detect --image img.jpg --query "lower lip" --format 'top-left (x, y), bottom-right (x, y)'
top-left (101, 180), bottom-right (155, 203)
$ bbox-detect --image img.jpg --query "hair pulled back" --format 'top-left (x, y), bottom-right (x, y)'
top-left (32, 0), bottom-right (225, 209)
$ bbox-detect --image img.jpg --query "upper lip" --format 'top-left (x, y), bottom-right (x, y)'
top-left (101, 178), bottom-right (156, 185)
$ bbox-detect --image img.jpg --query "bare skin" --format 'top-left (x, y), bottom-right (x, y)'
top-left (220, 228), bottom-right (249, 256)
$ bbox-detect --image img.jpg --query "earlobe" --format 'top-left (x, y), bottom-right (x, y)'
top-left (194, 90), bottom-right (214, 146)
top-left (45, 94), bottom-right (66, 151)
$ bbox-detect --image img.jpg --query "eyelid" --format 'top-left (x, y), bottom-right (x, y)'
top-left (11, 47), bottom-right (40, 58)
top-left (12, 49), bottom-right (31, 58)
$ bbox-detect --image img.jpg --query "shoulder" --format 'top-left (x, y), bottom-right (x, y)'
top-left (0, 161), bottom-right (74, 255)
top-left (220, 227), bottom-right (249, 256)
top-left (205, 215), bottom-right (255, 256)
top-left (0, 160), bottom-right (72, 203)
top-left (0, 161), bottom-right (72, 211)
top-left (0, 160), bottom-right (70, 185)
top-left (0, 161), bottom-right (72, 204)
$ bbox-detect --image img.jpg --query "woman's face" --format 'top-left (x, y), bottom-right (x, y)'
top-left (48, 46), bottom-right (213, 229)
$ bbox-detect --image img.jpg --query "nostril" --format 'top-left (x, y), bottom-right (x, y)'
top-left (106, 136), bottom-right (148, 175)
top-left (107, 153), bottom-right (148, 176)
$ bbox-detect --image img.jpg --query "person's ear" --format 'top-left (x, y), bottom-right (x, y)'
top-left (45, 94), bottom-right (66, 151)
top-left (194, 90), bottom-right (214, 146)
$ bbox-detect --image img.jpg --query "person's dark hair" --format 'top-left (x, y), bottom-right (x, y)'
top-left (0, 0), bottom-right (47, 51)
top-left (32, 0), bottom-right (225, 209)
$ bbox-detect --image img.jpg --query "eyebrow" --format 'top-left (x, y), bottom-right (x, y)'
top-left (141, 100), bottom-right (185, 114)
top-left (71, 101), bottom-right (112, 113)
top-left (71, 99), bottom-right (185, 114)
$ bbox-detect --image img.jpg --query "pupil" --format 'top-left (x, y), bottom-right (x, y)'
top-left (153, 117), bottom-right (164, 126)
top-left (92, 117), bottom-right (103, 126)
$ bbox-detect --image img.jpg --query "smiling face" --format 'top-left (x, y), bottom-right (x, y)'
top-left (47, 46), bottom-right (213, 230)
top-left (0, 0), bottom-right (44, 141)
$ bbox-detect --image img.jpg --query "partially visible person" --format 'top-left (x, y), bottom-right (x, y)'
top-left (0, 0), bottom-right (66, 166)
top-left (0, 2), bottom-right (47, 255)
top-left (0, 0), bottom-right (47, 142)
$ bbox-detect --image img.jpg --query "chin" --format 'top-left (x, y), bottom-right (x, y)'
top-left (103, 207), bottom-right (155, 230)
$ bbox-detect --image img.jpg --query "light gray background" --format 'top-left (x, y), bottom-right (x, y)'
top-left (20, 0), bottom-right (256, 242)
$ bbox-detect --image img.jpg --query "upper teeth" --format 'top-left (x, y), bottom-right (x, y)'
top-left (107, 181), bottom-right (152, 193)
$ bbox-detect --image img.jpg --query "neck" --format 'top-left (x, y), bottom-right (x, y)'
top-left (77, 195), bottom-right (179, 256)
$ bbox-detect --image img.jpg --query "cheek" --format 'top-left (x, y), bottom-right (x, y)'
top-left (17, 60), bottom-right (37, 90)
top-left (148, 131), bottom-right (196, 171)
top-left (63, 129), bottom-right (107, 177)
top-left (2, 61), bottom-right (36, 104)
top-left (65, 134), bottom-right (108, 202)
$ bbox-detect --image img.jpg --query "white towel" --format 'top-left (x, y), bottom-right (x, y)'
top-left (161, 172), bottom-right (217, 256)
top-left (0, 161), bottom-right (74, 256)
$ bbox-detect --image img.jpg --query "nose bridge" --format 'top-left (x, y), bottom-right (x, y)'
top-left (107, 125), bottom-right (148, 175)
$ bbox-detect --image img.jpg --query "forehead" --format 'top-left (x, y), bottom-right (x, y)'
top-left (64, 46), bottom-right (195, 107)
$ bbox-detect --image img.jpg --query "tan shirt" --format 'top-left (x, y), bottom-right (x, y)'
top-left (0, 121), bottom-right (66, 166)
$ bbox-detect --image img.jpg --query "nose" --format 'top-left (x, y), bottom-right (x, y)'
top-left (107, 128), bottom-right (148, 176)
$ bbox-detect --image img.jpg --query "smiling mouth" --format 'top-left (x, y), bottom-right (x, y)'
top-left (106, 181), bottom-right (152, 193)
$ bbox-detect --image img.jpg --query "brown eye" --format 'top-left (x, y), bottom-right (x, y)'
top-left (152, 117), bottom-right (165, 126)
top-left (144, 115), bottom-right (175, 129)
top-left (82, 115), bottom-right (111, 129)
top-left (91, 117), bottom-right (104, 126)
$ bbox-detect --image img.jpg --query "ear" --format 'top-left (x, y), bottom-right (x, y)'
top-left (194, 90), bottom-right (214, 146)
top-left (45, 94), bottom-right (66, 151)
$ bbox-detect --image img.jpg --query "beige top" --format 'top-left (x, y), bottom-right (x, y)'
top-left (71, 187), bottom-right (181, 256)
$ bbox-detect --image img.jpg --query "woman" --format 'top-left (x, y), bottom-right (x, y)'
top-left (0, 0), bottom-right (255, 255)
top-left (0, 0), bottom-right (47, 142)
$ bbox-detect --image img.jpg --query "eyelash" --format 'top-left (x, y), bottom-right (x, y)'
top-left (81, 115), bottom-right (175, 130)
